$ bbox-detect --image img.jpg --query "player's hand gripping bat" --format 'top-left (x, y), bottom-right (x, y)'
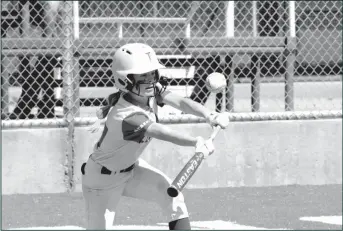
top-left (167, 126), bottom-right (221, 197)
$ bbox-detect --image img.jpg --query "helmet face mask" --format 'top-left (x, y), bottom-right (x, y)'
top-left (129, 70), bottom-right (160, 97)
top-left (112, 43), bottom-right (165, 96)
top-left (134, 70), bottom-right (159, 85)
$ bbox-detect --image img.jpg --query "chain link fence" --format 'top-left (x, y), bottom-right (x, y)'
top-left (1, 1), bottom-right (342, 128)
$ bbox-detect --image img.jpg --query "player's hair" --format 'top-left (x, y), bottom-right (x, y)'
top-left (96, 91), bottom-right (121, 119)
top-left (95, 74), bottom-right (168, 119)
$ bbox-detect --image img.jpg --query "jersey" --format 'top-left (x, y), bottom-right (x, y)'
top-left (90, 93), bottom-right (165, 171)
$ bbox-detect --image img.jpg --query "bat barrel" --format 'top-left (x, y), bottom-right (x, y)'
top-left (166, 126), bottom-right (222, 198)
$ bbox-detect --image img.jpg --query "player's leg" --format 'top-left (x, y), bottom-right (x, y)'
top-left (123, 158), bottom-right (191, 230)
top-left (82, 159), bottom-right (129, 230)
top-left (82, 185), bottom-right (119, 230)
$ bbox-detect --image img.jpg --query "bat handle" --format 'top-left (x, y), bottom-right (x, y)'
top-left (210, 125), bottom-right (221, 140)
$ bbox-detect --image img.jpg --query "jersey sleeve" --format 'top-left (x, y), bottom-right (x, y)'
top-left (122, 112), bottom-right (153, 142)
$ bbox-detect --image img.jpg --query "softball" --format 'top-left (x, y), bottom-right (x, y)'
top-left (205, 72), bottom-right (227, 93)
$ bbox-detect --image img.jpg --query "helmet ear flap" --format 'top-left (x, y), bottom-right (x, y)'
top-left (114, 75), bottom-right (134, 92)
top-left (117, 78), bottom-right (127, 87)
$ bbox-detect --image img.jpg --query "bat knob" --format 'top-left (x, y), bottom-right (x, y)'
top-left (167, 186), bottom-right (179, 197)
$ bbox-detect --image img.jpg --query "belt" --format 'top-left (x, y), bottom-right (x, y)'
top-left (81, 162), bottom-right (135, 175)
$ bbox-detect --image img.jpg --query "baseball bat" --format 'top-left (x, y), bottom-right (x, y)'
top-left (167, 126), bottom-right (221, 197)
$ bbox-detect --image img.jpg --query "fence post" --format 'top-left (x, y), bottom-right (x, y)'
top-left (0, 3), bottom-right (2, 113)
top-left (1, 56), bottom-right (7, 114)
top-left (73, 1), bottom-right (80, 40)
top-left (73, 55), bottom-right (80, 117)
top-left (0, 52), bottom-right (3, 115)
top-left (62, 1), bottom-right (76, 191)
top-left (225, 55), bottom-right (234, 112)
top-left (225, 1), bottom-right (235, 37)
top-left (224, 1), bottom-right (235, 112)
top-left (72, 1), bottom-right (80, 117)
top-left (252, 1), bottom-right (258, 37)
top-left (284, 51), bottom-right (295, 111)
top-left (251, 55), bottom-right (261, 112)
top-left (285, 37), bottom-right (297, 111)
top-left (184, 1), bottom-right (200, 38)
top-left (284, 1), bottom-right (296, 111)
top-left (118, 23), bottom-right (123, 38)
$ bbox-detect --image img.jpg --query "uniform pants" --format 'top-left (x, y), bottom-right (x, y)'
top-left (81, 157), bottom-right (189, 230)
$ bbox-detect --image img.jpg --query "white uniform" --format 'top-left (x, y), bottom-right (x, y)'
top-left (81, 93), bottom-right (189, 229)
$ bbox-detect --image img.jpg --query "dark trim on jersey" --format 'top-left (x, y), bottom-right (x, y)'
top-left (98, 124), bottom-right (108, 148)
top-left (122, 112), bottom-right (153, 143)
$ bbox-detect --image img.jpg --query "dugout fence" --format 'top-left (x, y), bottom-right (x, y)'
top-left (1, 1), bottom-right (342, 129)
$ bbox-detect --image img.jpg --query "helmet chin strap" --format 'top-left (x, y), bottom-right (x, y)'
top-left (129, 84), bottom-right (142, 97)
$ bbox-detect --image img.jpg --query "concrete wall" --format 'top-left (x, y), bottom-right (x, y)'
top-left (2, 119), bottom-right (342, 195)
top-left (2, 128), bottom-right (69, 194)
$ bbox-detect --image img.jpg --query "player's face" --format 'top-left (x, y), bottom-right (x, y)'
top-left (132, 70), bottom-right (158, 97)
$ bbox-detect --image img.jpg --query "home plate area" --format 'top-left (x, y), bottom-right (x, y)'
top-left (8, 217), bottom-right (342, 230)
top-left (3, 185), bottom-right (342, 230)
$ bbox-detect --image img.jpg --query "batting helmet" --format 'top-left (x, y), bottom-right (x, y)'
top-left (112, 43), bottom-right (165, 92)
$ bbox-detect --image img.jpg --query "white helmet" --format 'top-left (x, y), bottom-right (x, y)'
top-left (112, 43), bottom-right (165, 92)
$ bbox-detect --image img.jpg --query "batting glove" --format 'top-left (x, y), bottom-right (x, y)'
top-left (206, 112), bottom-right (230, 129)
top-left (195, 136), bottom-right (215, 158)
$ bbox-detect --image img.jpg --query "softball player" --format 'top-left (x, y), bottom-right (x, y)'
top-left (82, 43), bottom-right (230, 230)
